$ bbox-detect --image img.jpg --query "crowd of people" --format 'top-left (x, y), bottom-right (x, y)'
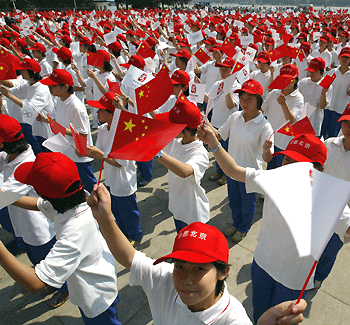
top-left (0, 4), bottom-right (350, 324)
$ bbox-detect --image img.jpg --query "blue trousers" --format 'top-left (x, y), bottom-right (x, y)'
top-left (251, 259), bottom-right (308, 324)
top-left (315, 233), bottom-right (343, 282)
top-left (20, 123), bottom-right (42, 156)
top-left (174, 218), bottom-right (188, 233)
top-left (36, 136), bottom-right (51, 153)
top-left (320, 109), bottom-right (342, 139)
top-left (136, 160), bottom-right (153, 182)
top-left (79, 295), bottom-right (121, 325)
top-left (22, 235), bottom-right (56, 266)
top-left (216, 138), bottom-right (229, 175)
top-left (106, 188), bottom-right (143, 241)
top-left (227, 177), bottom-right (256, 233)
top-left (76, 162), bottom-right (97, 193)
top-left (267, 146), bottom-right (284, 170)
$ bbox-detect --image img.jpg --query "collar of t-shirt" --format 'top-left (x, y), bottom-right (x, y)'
top-left (62, 93), bottom-right (76, 106)
top-left (278, 89), bottom-right (298, 97)
top-left (6, 145), bottom-right (33, 168)
top-left (174, 285), bottom-right (230, 324)
top-left (179, 138), bottom-right (203, 152)
top-left (53, 201), bottom-right (90, 224)
top-left (238, 110), bottom-right (264, 124)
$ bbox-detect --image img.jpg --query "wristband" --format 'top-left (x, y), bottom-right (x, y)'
top-left (155, 150), bottom-right (163, 158)
top-left (208, 142), bottom-right (221, 152)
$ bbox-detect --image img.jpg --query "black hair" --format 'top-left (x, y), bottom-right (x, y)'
top-left (180, 84), bottom-right (190, 97)
top-left (293, 77), bottom-right (299, 90)
top-left (178, 56), bottom-right (189, 65)
top-left (1, 134), bottom-right (27, 155)
top-left (238, 91), bottom-right (263, 110)
top-left (182, 126), bottom-right (197, 136)
top-left (312, 162), bottom-right (323, 171)
top-left (62, 58), bottom-right (72, 65)
top-left (41, 180), bottom-right (86, 214)
top-left (213, 261), bottom-right (230, 297)
top-left (27, 69), bottom-right (42, 82)
top-left (82, 43), bottom-right (97, 53)
top-left (319, 68), bottom-right (324, 76)
top-left (62, 41), bottom-right (70, 48)
top-left (21, 47), bottom-right (33, 58)
top-left (103, 61), bottom-right (113, 72)
top-left (111, 49), bottom-right (121, 58)
top-left (57, 84), bottom-right (74, 94)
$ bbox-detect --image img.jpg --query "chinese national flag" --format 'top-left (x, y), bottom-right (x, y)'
top-left (276, 26), bottom-right (286, 35)
top-left (269, 44), bottom-right (299, 62)
top-left (103, 109), bottom-right (186, 161)
top-left (319, 73), bottom-right (336, 89)
top-left (290, 116), bottom-right (316, 136)
top-left (137, 41), bottom-right (156, 59)
top-left (107, 79), bottom-right (121, 95)
top-left (135, 65), bottom-right (173, 115)
top-left (298, 48), bottom-right (307, 61)
top-left (221, 40), bottom-right (237, 58)
top-left (194, 48), bottom-right (211, 64)
top-left (87, 51), bottom-right (104, 67)
top-left (269, 75), bottom-right (295, 90)
top-left (0, 50), bottom-right (16, 80)
top-left (47, 113), bottom-right (66, 136)
top-left (70, 123), bottom-right (87, 156)
top-left (277, 121), bottom-right (293, 136)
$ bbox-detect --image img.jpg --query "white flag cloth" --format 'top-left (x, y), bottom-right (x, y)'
top-left (240, 35), bottom-right (254, 48)
top-left (22, 104), bottom-right (38, 125)
top-left (20, 17), bottom-right (32, 29)
top-left (103, 30), bottom-right (117, 46)
top-left (236, 63), bottom-right (250, 85)
top-left (188, 82), bottom-right (206, 103)
top-left (0, 190), bottom-right (23, 210)
top-left (121, 65), bottom-right (154, 90)
top-left (151, 21), bottom-right (161, 31)
top-left (300, 102), bottom-right (317, 120)
top-left (255, 162), bottom-right (350, 259)
top-left (188, 30), bottom-right (204, 45)
top-left (42, 133), bottom-right (71, 153)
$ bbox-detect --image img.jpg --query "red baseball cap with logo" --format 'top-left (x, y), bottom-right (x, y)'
top-left (234, 79), bottom-right (264, 97)
top-left (13, 58), bottom-right (41, 73)
top-left (264, 37), bottom-right (275, 45)
top-left (153, 222), bottom-right (229, 265)
top-left (0, 115), bottom-right (24, 143)
top-left (338, 103), bottom-right (350, 122)
top-left (280, 63), bottom-right (299, 77)
top-left (120, 55), bottom-right (145, 70)
top-left (171, 70), bottom-right (190, 86)
top-left (215, 57), bottom-right (236, 68)
top-left (146, 36), bottom-right (157, 48)
top-left (79, 36), bottom-right (92, 46)
top-left (40, 69), bottom-right (73, 86)
top-left (339, 47), bottom-right (350, 58)
top-left (14, 152), bottom-right (84, 199)
top-left (305, 57), bottom-right (325, 72)
top-left (256, 51), bottom-right (271, 63)
top-left (272, 134), bottom-right (327, 165)
top-left (95, 49), bottom-right (110, 62)
top-left (170, 49), bottom-right (191, 61)
top-left (52, 47), bottom-right (72, 60)
top-left (28, 42), bottom-right (47, 53)
top-left (59, 34), bottom-right (72, 45)
top-left (108, 41), bottom-right (121, 52)
top-left (86, 92), bottom-right (116, 113)
top-left (300, 42), bottom-right (311, 53)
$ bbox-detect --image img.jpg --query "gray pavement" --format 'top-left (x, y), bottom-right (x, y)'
top-left (1, 136), bottom-right (350, 324)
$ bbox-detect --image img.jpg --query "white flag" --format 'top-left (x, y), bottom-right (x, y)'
top-left (151, 21), bottom-right (160, 31)
top-left (236, 64), bottom-right (250, 84)
top-left (21, 17), bottom-right (33, 29)
top-left (240, 35), bottom-right (254, 48)
top-left (121, 65), bottom-right (154, 90)
top-left (42, 133), bottom-right (70, 153)
top-left (188, 30), bottom-right (204, 45)
top-left (103, 30), bottom-right (117, 46)
top-left (22, 104), bottom-right (38, 125)
top-left (188, 82), bottom-right (206, 103)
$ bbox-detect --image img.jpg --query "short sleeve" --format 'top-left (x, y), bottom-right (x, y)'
top-left (218, 114), bottom-right (234, 141)
top-left (185, 147), bottom-right (209, 185)
top-left (334, 205), bottom-right (350, 244)
top-left (245, 167), bottom-right (265, 195)
top-left (84, 77), bottom-right (94, 89)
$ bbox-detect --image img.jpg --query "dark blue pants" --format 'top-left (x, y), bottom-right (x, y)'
top-left (76, 162), bottom-right (97, 193)
top-left (320, 109), bottom-right (342, 140)
top-left (251, 259), bottom-right (308, 324)
top-left (136, 160), bottom-right (153, 182)
top-left (20, 123), bottom-right (42, 156)
top-left (79, 295), bottom-right (121, 325)
top-left (106, 187), bottom-right (143, 241)
top-left (216, 138), bottom-right (229, 175)
top-left (22, 235), bottom-right (56, 266)
top-left (314, 233), bottom-right (343, 282)
top-left (267, 146), bottom-right (284, 170)
top-left (36, 136), bottom-right (51, 153)
top-left (227, 177), bottom-right (256, 233)
top-left (174, 218), bottom-right (188, 233)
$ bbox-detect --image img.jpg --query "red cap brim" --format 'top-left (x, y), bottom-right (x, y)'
top-left (13, 161), bottom-right (34, 185)
top-left (271, 150), bottom-right (313, 162)
top-left (338, 115), bottom-right (350, 122)
top-left (40, 78), bottom-right (59, 86)
top-left (120, 63), bottom-right (130, 68)
top-left (86, 100), bottom-right (106, 109)
top-left (153, 250), bottom-right (218, 265)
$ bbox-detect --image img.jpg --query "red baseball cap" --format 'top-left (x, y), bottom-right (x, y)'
top-left (153, 222), bottom-right (229, 265)
top-left (0, 115), bottom-right (24, 143)
top-left (120, 55), bottom-right (145, 70)
top-left (95, 49), bottom-right (110, 63)
top-left (204, 37), bottom-right (217, 45)
top-left (215, 57), bottom-right (236, 68)
top-left (264, 37), bottom-right (275, 45)
top-left (215, 26), bottom-right (226, 36)
top-left (280, 63), bottom-right (299, 77)
top-left (234, 79), bottom-right (263, 96)
top-left (86, 92), bottom-right (116, 113)
top-left (340, 31), bottom-right (350, 38)
top-left (13, 58), bottom-right (41, 73)
top-left (108, 41), bottom-right (121, 52)
top-left (16, 38), bottom-right (27, 48)
top-left (319, 35), bottom-right (330, 43)
top-left (40, 69), bottom-right (73, 86)
top-left (28, 42), bottom-right (47, 53)
top-left (300, 42), bottom-right (311, 53)
top-left (297, 32), bottom-right (308, 39)
top-left (305, 57), bottom-right (325, 72)
top-left (79, 36), bottom-right (92, 46)
top-left (59, 34), bottom-right (72, 45)
top-left (53, 47), bottom-right (72, 60)
top-left (171, 70), bottom-right (190, 86)
top-left (256, 51), bottom-right (271, 63)
top-left (339, 47), bottom-right (350, 58)
top-left (338, 103), bottom-right (350, 122)
top-left (0, 37), bottom-right (11, 47)
top-left (272, 134), bottom-right (327, 165)
top-left (14, 152), bottom-right (84, 199)
top-left (126, 29), bottom-right (135, 36)
top-left (146, 36), bottom-right (157, 48)
top-left (170, 49), bottom-right (191, 61)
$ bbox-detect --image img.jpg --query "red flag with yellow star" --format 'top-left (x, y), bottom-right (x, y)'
top-left (319, 73), bottom-right (336, 89)
top-left (277, 121), bottom-right (293, 136)
top-left (135, 65), bottom-right (173, 115)
top-left (194, 48), bottom-right (211, 64)
top-left (136, 41), bottom-right (156, 59)
top-left (268, 75), bottom-right (295, 90)
top-left (0, 50), bottom-right (16, 80)
top-left (47, 113), bottom-right (66, 137)
top-left (221, 40), bottom-right (237, 58)
top-left (269, 44), bottom-right (299, 62)
top-left (103, 109), bottom-right (186, 161)
top-left (86, 51), bottom-right (104, 67)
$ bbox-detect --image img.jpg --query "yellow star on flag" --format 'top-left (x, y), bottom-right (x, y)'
top-left (0, 66), bottom-right (3, 70)
top-left (139, 90), bottom-right (144, 98)
top-left (180, 96), bottom-right (185, 100)
top-left (0, 51), bottom-right (3, 54)
top-left (285, 127), bottom-right (290, 132)
top-left (124, 119), bottom-right (136, 132)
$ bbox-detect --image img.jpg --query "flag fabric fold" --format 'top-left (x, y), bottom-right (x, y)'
top-left (47, 113), bottom-right (66, 136)
top-left (319, 73), bottom-right (336, 89)
top-left (70, 123), bottom-right (87, 156)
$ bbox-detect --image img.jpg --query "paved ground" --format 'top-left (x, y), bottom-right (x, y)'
top-left (0, 129), bottom-right (350, 324)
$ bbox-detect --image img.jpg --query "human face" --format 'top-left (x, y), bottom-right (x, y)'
top-left (48, 84), bottom-right (63, 97)
top-left (240, 92), bottom-right (259, 117)
top-left (20, 69), bottom-right (30, 80)
top-left (219, 66), bottom-right (232, 79)
top-left (32, 50), bottom-right (41, 59)
top-left (341, 120), bottom-right (350, 142)
top-left (282, 155), bottom-right (297, 166)
top-left (257, 61), bottom-right (269, 73)
top-left (97, 108), bottom-right (113, 123)
top-left (172, 261), bottom-right (228, 312)
top-left (339, 56), bottom-right (350, 68)
top-left (308, 70), bottom-right (322, 82)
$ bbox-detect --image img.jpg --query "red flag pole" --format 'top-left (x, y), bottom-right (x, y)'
top-left (296, 260), bottom-right (318, 304)
top-left (97, 158), bottom-right (105, 186)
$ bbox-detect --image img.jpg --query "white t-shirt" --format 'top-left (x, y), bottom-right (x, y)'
top-left (311, 49), bottom-right (332, 69)
top-left (35, 201), bottom-right (118, 318)
top-left (4, 76), bottom-right (27, 123)
top-left (245, 167), bottom-right (350, 290)
top-left (168, 139), bottom-right (210, 224)
top-left (250, 69), bottom-right (271, 100)
top-left (262, 89), bottom-right (304, 149)
top-left (55, 94), bottom-right (93, 163)
top-left (298, 77), bottom-right (333, 136)
top-left (65, 64), bottom-right (84, 102)
top-left (219, 111), bottom-right (274, 169)
top-left (199, 60), bottom-right (221, 93)
top-left (129, 251), bottom-right (252, 325)
top-left (39, 58), bottom-right (53, 78)
top-left (85, 71), bottom-right (117, 100)
top-left (0, 147), bottom-right (55, 246)
top-left (95, 123), bottom-right (137, 197)
top-left (327, 67), bottom-right (350, 114)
